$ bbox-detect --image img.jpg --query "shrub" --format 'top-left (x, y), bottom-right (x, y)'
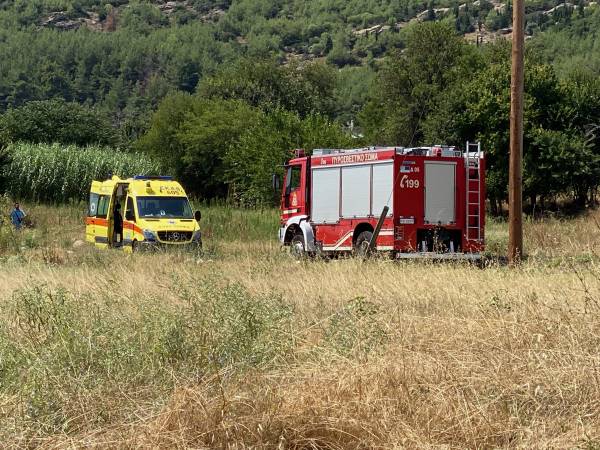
top-left (165, 280), bottom-right (294, 367)
top-left (324, 297), bottom-right (388, 360)
top-left (0, 281), bottom-right (295, 432)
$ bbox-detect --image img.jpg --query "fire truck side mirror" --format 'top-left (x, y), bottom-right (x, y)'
top-left (272, 174), bottom-right (281, 191)
top-left (194, 210), bottom-right (202, 222)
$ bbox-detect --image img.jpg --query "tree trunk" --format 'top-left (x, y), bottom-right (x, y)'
top-left (490, 196), bottom-right (499, 216)
top-left (575, 187), bottom-right (587, 209)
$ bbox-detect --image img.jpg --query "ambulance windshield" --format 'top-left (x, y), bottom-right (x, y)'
top-left (136, 196), bottom-right (193, 219)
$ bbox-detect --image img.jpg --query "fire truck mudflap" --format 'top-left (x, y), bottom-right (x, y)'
top-left (278, 143), bottom-right (485, 259)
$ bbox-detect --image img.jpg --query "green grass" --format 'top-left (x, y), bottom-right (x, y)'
top-left (194, 201), bottom-right (279, 242)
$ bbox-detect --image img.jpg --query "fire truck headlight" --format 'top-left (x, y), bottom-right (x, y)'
top-left (143, 229), bottom-right (157, 241)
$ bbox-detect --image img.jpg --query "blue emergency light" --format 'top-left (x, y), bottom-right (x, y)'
top-left (133, 175), bottom-right (174, 181)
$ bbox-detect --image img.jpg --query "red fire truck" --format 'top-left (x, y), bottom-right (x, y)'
top-left (277, 142), bottom-right (485, 259)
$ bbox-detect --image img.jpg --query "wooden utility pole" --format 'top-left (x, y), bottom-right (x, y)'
top-left (508, 0), bottom-right (525, 264)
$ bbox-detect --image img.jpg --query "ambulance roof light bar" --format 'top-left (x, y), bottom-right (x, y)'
top-left (133, 175), bottom-right (174, 181)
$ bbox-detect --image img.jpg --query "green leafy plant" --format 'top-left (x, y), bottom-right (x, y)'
top-left (1, 142), bottom-right (162, 202)
top-left (324, 296), bottom-right (388, 360)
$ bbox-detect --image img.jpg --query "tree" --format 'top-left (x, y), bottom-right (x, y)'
top-left (198, 59), bottom-right (338, 118)
top-left (176, 99), bottom-right (261, 199)
top-left (137, 93), bottom-right (262, 199)
top-left (427, 0), bottom-right (436, 21)
top-left (423, 49), bottom-right (600, 212)
top-left (0, 99), bottom-right (117, 147)
top-left (139, 93), bottom-right (354, 204)
top-left (361, 21), bottom-right (474, 146)
top-left (456, 10), bottom-right (475, 33)
top-left (226, 110), bottom-right (355, 205)
top-left (326, 31), bottom-right (360, 68)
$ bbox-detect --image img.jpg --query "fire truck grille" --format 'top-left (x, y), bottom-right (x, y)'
top-left (158, 231), bottom-right (193, 242)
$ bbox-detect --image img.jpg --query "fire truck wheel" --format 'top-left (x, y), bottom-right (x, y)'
top-left (354, 231), bottom-right (374, 257)
top-left (290, 234), bottom-right (306, 258)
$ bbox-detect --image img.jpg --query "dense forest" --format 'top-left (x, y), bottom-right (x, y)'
top-left (0, 0), bottom-right (599, 209)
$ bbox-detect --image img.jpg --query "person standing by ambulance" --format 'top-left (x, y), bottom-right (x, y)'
top-left (113, 202), bottom-right (123, 246)
top-left (10, 202), bottom-right (26, 230)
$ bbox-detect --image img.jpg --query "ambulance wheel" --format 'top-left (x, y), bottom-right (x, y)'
top-left (355, 231), bottom-right (373, 257)
top-left (290, 234), bottom-right (306, 258)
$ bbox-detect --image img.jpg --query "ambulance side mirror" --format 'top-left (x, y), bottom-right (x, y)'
top-left (272, 174), bottom-right (281, 192)
top-left (194, 210), bottom-right (202, 222)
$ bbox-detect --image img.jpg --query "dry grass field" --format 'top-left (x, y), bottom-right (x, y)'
top-left (1, 200), bottom-right (600, 449)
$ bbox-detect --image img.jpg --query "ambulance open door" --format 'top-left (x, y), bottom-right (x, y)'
top-left (86, 181), bottom-right (111, 247)
top-left (93, 194), bottom-right (112, 248)
top-left (86, 191), bottom-right (99, 243)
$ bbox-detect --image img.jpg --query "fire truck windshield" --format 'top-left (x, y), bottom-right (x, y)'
top-left (136, 196), bottom-right (193, 219)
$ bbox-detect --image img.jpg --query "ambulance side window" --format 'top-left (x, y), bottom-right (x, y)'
top-left (125, 197), bottom-right (135, 221)
top-left (89, 193), bottom-right (99, 217)
top-left (287, 165), bottom-right (301, 192)
top-left (96, 195), bottom-right (110, 219)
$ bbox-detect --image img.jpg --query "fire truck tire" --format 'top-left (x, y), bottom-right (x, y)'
top-left (354, 231), bottom-right (373, 257)
top-left (290, 234), bottom-right (306, 258)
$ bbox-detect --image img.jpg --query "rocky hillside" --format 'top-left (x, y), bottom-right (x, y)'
top-left (27, 0), bottom-right (599, 60)
top-left (38, 1), bottom-right (226, 32)
top-left (0, 0), bottom-right (598, 145)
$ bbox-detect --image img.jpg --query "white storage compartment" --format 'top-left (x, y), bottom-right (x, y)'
top-left (372, 162), bottom-right (394, 217)
top-left (312, 167), bottom-right (340, 223)
top-left (425, 161), bottom-right (456, 225)
top-left (341, 165), bottom-right (371, 218)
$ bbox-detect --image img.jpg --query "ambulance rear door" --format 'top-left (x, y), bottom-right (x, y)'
top-left (93, 187), bottom-right (113, 248)
top-left (86, 183), bottom-right (102, 243)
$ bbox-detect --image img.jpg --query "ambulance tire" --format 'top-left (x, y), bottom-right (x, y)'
top-left (290, 234), bottom-right (306, 258)
top-left (354, 231), bottom-right (373, 257)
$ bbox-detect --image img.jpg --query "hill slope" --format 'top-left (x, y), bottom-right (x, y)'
top-left (0, 0), bottom-right (598, 141)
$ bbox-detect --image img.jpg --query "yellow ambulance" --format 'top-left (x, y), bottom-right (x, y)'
top-left (85, 175), bottom-right (202, 251)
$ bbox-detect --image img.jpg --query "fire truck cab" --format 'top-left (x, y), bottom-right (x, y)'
top-left (86, 175), bottom-right (202, 252)
top-left (278, 143), bottom-right (485, 259)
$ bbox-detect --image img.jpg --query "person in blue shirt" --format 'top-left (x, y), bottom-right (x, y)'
top-left (10, 203), bottom-right (26, 230)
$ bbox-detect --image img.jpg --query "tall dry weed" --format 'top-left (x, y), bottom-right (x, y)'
top-left (0, 204), bottom-right (599, 448)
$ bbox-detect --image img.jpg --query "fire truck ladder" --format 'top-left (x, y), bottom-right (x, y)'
top-left (465, 141), bottom-right (482, 243)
